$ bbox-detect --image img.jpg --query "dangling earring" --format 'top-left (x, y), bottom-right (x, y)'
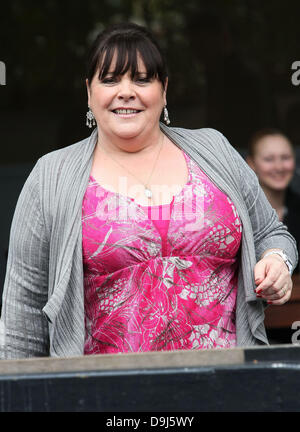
top-left (86, 107), bottom-right (96, 128)
top-left (163, 105), bottom-right (170, 125)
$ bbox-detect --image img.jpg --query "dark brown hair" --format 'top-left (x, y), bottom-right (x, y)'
top-left (86, 22), bottom-right (168, 89)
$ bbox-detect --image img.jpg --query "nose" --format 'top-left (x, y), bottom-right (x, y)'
top-left (273, 159), bottom-right (285, 172)
top-left (117, 77), bottom-right (136, 101)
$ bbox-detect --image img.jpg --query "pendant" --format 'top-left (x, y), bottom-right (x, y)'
top-left (144, 187), bottom-right (152, 199)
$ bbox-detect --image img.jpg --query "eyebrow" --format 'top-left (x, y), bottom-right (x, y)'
top-left (104, 69), bottom-right (150, 78)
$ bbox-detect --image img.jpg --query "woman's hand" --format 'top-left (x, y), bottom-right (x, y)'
top-left (254, 253), bottom-right (293, 305)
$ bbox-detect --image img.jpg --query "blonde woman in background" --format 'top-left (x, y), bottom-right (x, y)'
top-left (247, 128), bottom-right (300, 273)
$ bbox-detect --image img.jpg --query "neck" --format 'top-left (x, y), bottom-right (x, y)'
top-left (261, 185), bottom-right (286, 220)
top-left (95, 126), bottom-right (164, 156)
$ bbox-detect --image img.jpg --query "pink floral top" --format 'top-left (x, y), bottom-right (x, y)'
top-left (82, 151), bottom-right (242, 354)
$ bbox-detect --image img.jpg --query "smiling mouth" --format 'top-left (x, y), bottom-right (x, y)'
top-left (112, 109), bottom-right (142, 115)
top-left (270, 174), bottom-right (290, 180)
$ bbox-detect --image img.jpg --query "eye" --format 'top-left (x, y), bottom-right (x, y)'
top-left (282, 155), bottom-right (293, 161)
top-left (134, 74), bottom-right (151, 84)
top-left (101, 75), bottom-right (118, 84)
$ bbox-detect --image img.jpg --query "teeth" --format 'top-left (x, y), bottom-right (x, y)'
top-left (114, 109), bottom-right (139, 114)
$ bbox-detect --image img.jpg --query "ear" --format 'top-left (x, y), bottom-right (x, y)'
top-left (86, 78), bottom-right (91, 106)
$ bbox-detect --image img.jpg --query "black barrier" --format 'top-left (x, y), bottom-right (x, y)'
top-left (0, 345), bottom-right (300, 412)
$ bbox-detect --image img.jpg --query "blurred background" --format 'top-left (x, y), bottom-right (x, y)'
top-left (1, 0), bottom-right (300, 306)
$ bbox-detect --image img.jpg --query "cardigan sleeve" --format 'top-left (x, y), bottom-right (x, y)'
top-left (0, 159), bottom-right (50, 359)
top-left (220, 133), bottom-right (299, 272)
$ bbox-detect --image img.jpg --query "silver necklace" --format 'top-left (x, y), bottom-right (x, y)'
top-left (99, 135), bottom-right (164, 201)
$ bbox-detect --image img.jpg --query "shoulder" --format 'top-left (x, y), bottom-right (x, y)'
top-left (164, 125), bottom-right (238, 158)
top-left (39, 135), bottom-right (91, 167)
top-left (20, 132), bottom-right (95, 207)
top-left (165, 125), bottom-right (225, 145)
top-left (31, 132), bottom-right (96, 186)
top-left (166, 125), bottom-right (261, 201)
top-left (164, 125), bottom-right (244, 166)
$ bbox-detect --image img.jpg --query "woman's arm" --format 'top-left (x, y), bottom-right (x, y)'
top-left (255, 249), bottom-right (293, 305)
top-left (0, 160), bottom-right (50, 358)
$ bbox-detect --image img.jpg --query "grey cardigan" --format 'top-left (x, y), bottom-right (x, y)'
top-left (0, 125), bottom-right (298, 358)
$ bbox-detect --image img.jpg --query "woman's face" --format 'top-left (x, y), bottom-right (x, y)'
top-left (248, 134), bottom-right (295, 191)
top-left (86, 53), bottom-right (167, 144)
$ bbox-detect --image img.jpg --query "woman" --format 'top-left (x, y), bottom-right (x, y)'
top-left (0, 23), bottom-right (298, 358)
top-left (247, 129), bottom-right (300, 273)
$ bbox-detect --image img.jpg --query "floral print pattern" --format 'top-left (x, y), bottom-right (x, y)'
top-left (82, 151), bottom-right (242, 354)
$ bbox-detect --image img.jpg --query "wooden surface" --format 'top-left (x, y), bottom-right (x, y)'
top-left (0, 346), bottom-right (245, 376)
top-left (264, 274), bottom-right (300, 328)
top-left (0, 344), bottom-right (299, 376)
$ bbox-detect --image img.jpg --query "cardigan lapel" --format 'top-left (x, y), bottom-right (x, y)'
top-left (43, 129), bottom-right (98, 324)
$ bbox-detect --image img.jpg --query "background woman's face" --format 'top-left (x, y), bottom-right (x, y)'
top-left (87, 53), bottom-right (167, 143)
top-left (249, 134), bottom-right (295, 191)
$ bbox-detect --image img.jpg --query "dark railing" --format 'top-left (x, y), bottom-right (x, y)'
top-left (1, 344), bottom-right (300, 412)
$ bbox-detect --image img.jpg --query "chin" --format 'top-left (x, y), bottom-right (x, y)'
top-left (269, 183), bottom-right (290, 191)
top-left (115, 125), bottom-right (148, 140)
top-left (115, 131), bottom-right (142, 140)
top-left (264, 176), bottom-right (292, 191)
